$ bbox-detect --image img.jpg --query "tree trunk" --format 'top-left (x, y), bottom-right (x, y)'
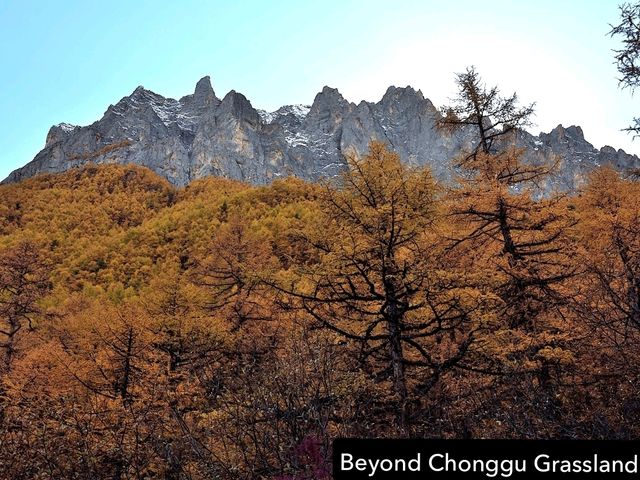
top-left (497, 196), bottom-right (518, 263)
top-left (118, 327), bottom-right (134, 405)
top-left (385, 287), bottom-right (408, 429)
top-left (1, 318), bottom-right (21, 373)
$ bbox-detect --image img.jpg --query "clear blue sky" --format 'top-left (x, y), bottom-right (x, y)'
top-left (0, 0), bottom-right (635, 180)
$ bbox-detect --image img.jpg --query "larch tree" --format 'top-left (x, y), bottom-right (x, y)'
top-left (194, 216), bottom-right (278, 330)
top-left (610, 2), bottom-right (640, 134)
top-left (51, 300), bottom-right (181, 479)
top-left (448, 148), bottom-right (576, 331)
top-left (576, 167), bottom-right (640, 345)
top-left (439, 65), bottom-right (577, 334)
top-left (282, 142), bottom-right (490, 429)
top-left (439, 66), bottom-right (535, 163)
top-left (444, 145), bottom-right (581, 420)
top-left (143, 267), bottom-right (226, 377)
top-left (0, 241), bottom-right (50, 371)
top-left (567, 167), bottom-right (640, 436)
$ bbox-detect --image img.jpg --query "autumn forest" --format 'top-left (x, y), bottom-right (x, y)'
top-left (0, 129), bottom-right (638, 479)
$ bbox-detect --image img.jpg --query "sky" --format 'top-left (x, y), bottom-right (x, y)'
top-left (0, 0), bottom-right (636, 180)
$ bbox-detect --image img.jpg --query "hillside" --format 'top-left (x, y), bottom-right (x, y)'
top-left (1, 149), bottom-right (640, 478)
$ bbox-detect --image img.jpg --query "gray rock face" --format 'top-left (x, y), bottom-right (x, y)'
top-left (5, 77), bottom-right (640, 189)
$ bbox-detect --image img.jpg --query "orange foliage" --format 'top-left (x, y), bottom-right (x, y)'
top-left (0, 149), bottom-right (638, 478)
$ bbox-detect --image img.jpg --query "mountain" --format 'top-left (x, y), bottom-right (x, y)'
top-left (5, 76), bottom-right (640, 189)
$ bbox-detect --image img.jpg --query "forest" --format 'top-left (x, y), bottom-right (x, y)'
top-left (0, 134), bottom-right (639, 478)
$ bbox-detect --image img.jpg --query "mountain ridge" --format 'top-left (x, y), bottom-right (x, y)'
top-left (5, 76), bottom-right (639, 189)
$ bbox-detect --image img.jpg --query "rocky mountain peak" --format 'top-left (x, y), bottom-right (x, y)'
top-left (382, 85), bottom-right (425, 102)
top-left (45, 123), bottom-right (79, 147)
top-left (310, 86), bottom-right (350, 113)
top-left (191, 76), bottom-right (218, 106)
top-left (5, 76), bottom-right (640, 190)
top-left (547, 124), bottom-right (585, 141)
top-left (320, 85), bottom-right (341, 96)
top-left (601, 145), bottom-right (619, 155)
top-left (128, 86), bottom-right (166, 105)
top-left (379, 85), bottom-right (437, 119)
top-left (566, 125), bottom-right (584, 139)
top-left (540, 124), bottom-right (593, 154)
top-left (218, 90), bottom-right (259, 125)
